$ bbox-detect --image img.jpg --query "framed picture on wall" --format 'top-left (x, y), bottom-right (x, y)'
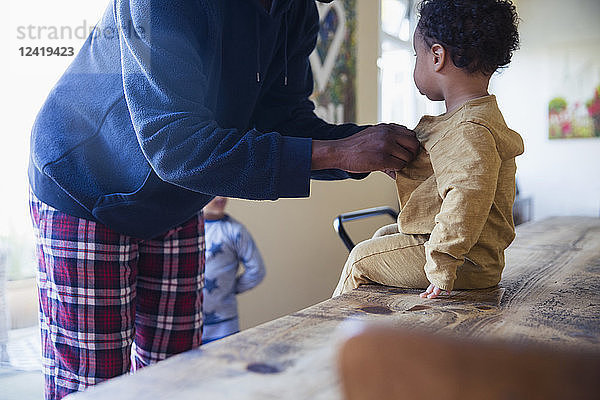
top-left (549, 86), bottom-right (600, 139)
top-left (548, 45), bottom-right (600, 139)
top-left (310, 0), bottom-right (357, 124)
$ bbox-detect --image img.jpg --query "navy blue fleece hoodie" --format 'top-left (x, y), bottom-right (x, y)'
top-left (29, 0), bottom-right (365, 239)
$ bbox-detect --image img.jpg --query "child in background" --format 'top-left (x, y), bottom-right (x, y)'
top-left (202, 197), bottom-right (265, 343)
top-left (334, 0), bottom-right (523, 299)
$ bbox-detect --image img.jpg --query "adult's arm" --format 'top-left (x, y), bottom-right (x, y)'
top-left (253, 1), bottom-right (418, 180)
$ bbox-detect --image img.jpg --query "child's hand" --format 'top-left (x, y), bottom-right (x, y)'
top-left (419, 284), bottom-right (450, 299)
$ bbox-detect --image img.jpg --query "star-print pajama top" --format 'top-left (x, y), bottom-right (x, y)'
top-left (202, 215), bottom-right (266, 343)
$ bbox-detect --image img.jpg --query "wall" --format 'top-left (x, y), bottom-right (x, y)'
top-left (492, 0), bottom-right (600, 219)
top-left (234, 0), bottom-right (396, 329)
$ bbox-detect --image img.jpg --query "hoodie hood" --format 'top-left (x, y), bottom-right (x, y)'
top-left (252, 0), bottom-right (295, 84)
top-left (461, 95), bottom-right (524, 161)
top-left (251, 0), bottom-right (331, 84)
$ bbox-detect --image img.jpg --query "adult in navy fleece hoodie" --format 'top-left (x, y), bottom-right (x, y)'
top-left (29, 0), bottom-right (418, 239)
top-left (28, 0), bottom-right (418, 397)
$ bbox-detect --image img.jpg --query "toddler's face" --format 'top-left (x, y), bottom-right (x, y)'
top-left (412, 30), bottom-right (443, 101)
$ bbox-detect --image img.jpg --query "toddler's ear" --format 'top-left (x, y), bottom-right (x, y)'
top-left (431, 44), bottom-right (447, 72)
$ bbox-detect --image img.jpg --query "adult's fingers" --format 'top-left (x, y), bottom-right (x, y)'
top-left (379, 123), bottom-right (420, 157)
top-left (387, 145), bottom-right (414, 168)
top-left (395, 133), bottom-right (420, 157)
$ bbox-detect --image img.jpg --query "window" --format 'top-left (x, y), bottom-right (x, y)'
top-left (379, 0), bottom-right (443, 127)
top-left (1, 0), bottom-right (108, 280)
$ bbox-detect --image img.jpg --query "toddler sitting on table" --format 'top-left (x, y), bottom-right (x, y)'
top-left (334, 0), bottom-right (523, 299)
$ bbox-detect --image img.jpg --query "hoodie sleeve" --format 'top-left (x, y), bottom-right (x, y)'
top-left (233, 224), bottom-right (266, 294)
top-left (424, 122), bottom-right (501, 291)
top-left (253, 1), bottom-right (368, 181)
top-left (116, 0), bottom-right (312, 200)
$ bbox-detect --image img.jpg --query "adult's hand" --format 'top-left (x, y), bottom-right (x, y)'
top-left (311, 123), bottom-right (419, 173)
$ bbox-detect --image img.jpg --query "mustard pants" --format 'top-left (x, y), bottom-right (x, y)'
top-left (333, 224), bottom-right (476, 297)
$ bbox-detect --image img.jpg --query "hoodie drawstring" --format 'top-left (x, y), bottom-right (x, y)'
top-left (256, 5), bottom-right (289, 86)
top-left (256, 13), bottom-right (261, 83)
top-left (283, 12), bottom-right (288, 86)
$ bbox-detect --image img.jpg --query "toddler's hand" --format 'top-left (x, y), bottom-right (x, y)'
top-left (419, 284), bottom-right (450, 299)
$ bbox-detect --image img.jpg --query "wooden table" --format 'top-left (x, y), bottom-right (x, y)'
top-left (71, 217), bottom-right (600, 400)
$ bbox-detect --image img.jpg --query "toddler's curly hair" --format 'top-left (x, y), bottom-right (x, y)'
top-left (417, 0), bottom-right (520, 75)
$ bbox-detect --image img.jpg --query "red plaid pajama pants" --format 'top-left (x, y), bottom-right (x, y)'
top-left (30, 194), bottom-right (205, 400)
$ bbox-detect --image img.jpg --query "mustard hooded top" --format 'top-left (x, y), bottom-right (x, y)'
top-left (396, 95), bottom-right (524, 291)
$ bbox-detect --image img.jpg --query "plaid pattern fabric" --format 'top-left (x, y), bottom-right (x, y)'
top-left (30, 194), bottom-right (205, 400)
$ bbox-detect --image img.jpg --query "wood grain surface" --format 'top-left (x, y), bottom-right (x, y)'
top-left (70, 217), bottom-right (600, 400)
